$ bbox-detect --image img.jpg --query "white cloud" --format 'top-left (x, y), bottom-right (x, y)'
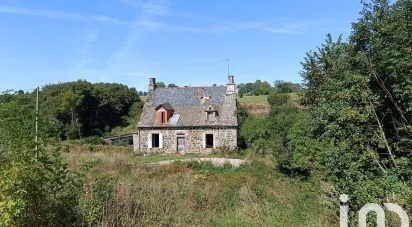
top-left (0, 5), bottom-right (130, 25)
top-left (118, 0), bottom-right (169, 15)
top-left (0, 4), bottom-right (321, 34)
top-left (109, 0), bottom-right (170, 66)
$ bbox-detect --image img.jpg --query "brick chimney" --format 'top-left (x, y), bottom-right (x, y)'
top-left (148, 78), bottom-right (156, 93)
top-left (226, 75), bottom-right (235, 95)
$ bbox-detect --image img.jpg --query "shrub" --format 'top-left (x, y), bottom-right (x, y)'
top-left (0, 101), bottom-right (92, 226)
top-left (80, 175), bottom-right (117, 226)
top-left (267, 92), bottom-right (290, 106)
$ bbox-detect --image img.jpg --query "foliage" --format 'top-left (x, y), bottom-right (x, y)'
top-left (0, 80), bottom-right (142, 140)
top-left (80, 175), bottom-right (117, 226)
top-left (63, 149), bottom-right (336, 226)
top-left (240, 117), bottom-right (273, 155)
top-left (273, 80), bottom-right (302, 93)
top-left (237, 82), bottom-right (254, 96)
top-left (251, 80), bottom-right (272, 96)
top-left (64, 136), bottom-right (107, 145)
top-left (0, 100), bottom-right (91, 226)
top-left (0, 100), bottom-right (123, 226)
top-left (167, 83), bottom-right (178, 88)
top-left (236, 101), bottom-right (249, 127)
top-left (237, 80), bottom-right (272, 96)
top-left (240, 91), bottom-right (304, 161)
top-left (267, 92), bottom-right (290, 106)
top-left (156, 81), bottom-right (166, 88)
top-left (299, 0), bottom-right (412, 216)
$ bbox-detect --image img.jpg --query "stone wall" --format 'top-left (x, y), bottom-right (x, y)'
top-left (133, 127), bottom-right (237, 154)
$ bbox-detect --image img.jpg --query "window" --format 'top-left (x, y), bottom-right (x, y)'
top-left (207, 112), bottom-right (215, 121)
top-left (152, 133), bottom-right (160, 148)
top-left (206, 134), bottom-right (214, 148)
top-left (161, 111), bottom-right (166, 123)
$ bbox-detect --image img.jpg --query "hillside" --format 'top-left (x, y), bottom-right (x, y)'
top-left (238, 93), bottom-right (299, 116)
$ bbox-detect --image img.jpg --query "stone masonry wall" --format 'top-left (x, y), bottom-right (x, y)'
top-left (133, 127), bottom-right (237, 154)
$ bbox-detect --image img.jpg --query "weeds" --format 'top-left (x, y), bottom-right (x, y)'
top-left (62, 147), bottom-right (336, 226)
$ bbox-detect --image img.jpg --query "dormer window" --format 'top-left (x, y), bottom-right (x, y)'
top-left (207, 111), bottom-right (216, 121)
top-left (205, 105), bottom-right (218, 122)
top-left (160, 111), bottom-right (166, 123)
top-left (155, 103), bottom-right (174, 125)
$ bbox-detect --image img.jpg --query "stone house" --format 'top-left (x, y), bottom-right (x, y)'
top-left (133, 76), bottom-right (238, 154)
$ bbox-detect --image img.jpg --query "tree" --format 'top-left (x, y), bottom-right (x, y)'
top-left (0, 81), bottom-right (143, 140)
top-left (267, 93), bottom-right (289, 106)
top-left (252, 80), bottom-right (271, 96)
top-left (156, 82), bottom-right (166, 88)
top-left (273, 80), bottom-right (301, 93)
top-left (0, 100), bottom-right (88, 226)
top-left (237, 83), bottom-right (254, 96)
top-left (167, 83), bottom-right (178, 88)
top-left (299, 0), bottom-right (412, 214)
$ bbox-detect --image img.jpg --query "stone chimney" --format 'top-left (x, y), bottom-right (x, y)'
top-left (148, 78), bottom-right (156, 93)
top-left (226, 75), bottom-right (235, 95)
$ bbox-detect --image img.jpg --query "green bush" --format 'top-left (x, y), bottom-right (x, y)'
top-left (80, 175), bottom-right (117, 226)
top-left (240, 117), bottom-right (272, 155)
top-left (267, 92), bottom-right (290, 106)
top-left (0, 103), bottom-right (92, 226)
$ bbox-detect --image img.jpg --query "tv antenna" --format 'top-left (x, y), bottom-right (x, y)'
top-left (226, 58), bottom-right (230, 76)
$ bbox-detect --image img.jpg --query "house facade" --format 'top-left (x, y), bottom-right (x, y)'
top-left (133, 76), bottom-right (238, 154)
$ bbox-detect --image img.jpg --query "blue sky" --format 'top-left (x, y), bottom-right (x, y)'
top-left (0, 0), bottom-right (363, 92)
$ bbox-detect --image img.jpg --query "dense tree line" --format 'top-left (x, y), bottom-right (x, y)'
top-left (237, 80), bottom-right (301, 97)
top-left (0, 80), bottom-right (143, 140)
top-left (241, 0), bottom-right (411, 223)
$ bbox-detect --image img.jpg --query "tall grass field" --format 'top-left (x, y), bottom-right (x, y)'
top-left (62, 145), bottom-right (337, 226)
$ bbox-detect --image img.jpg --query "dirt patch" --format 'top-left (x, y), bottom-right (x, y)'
top-left (246, 104), bottom-right (270, 117)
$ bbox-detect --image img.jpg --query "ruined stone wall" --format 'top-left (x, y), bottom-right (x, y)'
top-left (133, 127), bottom-right (237, 154)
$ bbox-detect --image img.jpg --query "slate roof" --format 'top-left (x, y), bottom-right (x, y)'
top-left (152, 86), bottom-right (226, 106)
top-left (137, 86), bottom-right (237, 128)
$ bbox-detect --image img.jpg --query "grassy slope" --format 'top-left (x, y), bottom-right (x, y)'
top-left (238, 93), bottom-right (300, 117)
top-left (238, 93), bottom-right (299, 106)
top-left (140, 96), bottom-right (147, 102)
top-left (63, 145), bottom-right (336, 226)
top-left (238, 95), bottom-right (270, 106)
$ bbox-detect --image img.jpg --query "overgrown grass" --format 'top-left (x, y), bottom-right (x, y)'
top-left (238, 93), bottom-right (300, 117)
top-left (62, 145), bottom-right (337, 226)
top-left (140, 96), bottom-right (147, 102)
top-left (238, 93), bottom-right (299, 106)
top-left (238, 95), bottom-right (269, 106)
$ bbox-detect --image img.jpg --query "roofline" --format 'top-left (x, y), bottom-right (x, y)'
top-left (137, 125), bottom-right (238, 129)
top-left (154, 86), bottom-right (226, 90)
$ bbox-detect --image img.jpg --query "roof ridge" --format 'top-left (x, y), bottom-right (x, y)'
top-left (155, 86), bottom-right (225, 90)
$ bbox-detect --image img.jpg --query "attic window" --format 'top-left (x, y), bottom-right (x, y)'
top-left (161, 111), bottom-right (166, 123)
top-left (207, 112), bottom-right (215, 121)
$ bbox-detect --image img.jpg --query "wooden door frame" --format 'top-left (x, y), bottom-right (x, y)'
top-left (176, 136), bottom-right (186, 153)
